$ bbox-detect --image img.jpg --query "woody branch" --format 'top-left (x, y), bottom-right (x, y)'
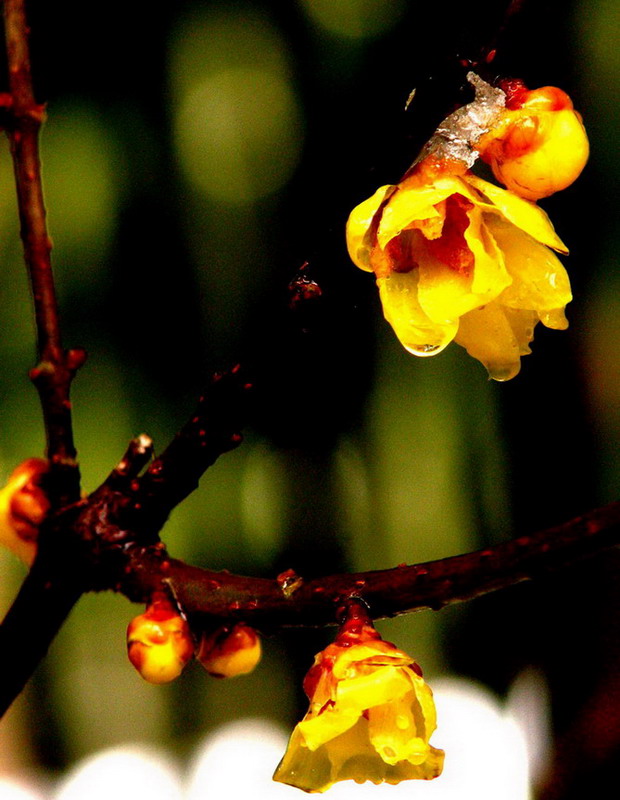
top-left (0, 0), bottom-right (617, 740)
top-left (3, 0), bottom-right (84, 508)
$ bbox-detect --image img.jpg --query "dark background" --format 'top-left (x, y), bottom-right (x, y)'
top-left (0, 1), bottom-right (617, 798)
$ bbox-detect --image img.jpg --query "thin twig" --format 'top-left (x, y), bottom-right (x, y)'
top-left (3, 0), bottom-right (84, 506)
top-left (134, 367), bottom-right (251, 534)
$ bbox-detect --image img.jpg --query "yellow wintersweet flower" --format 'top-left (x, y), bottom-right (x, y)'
top-left (346, 157), bottom-right (571, 380)
top-left (0, 458), bottom-right (49, 565)
top-left (273, 614), bottom-right (443, 793)
top-left (476, 82), bottom-right (589, 201)
top-left (127, 594), bottom-right (194, 685)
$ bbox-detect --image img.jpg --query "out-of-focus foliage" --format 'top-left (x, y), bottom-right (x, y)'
top-left (0, 1), bottom-right (618, 798)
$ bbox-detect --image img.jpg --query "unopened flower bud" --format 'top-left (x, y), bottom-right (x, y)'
top-left (197, 623), bottom-right (261, 678)
top-left (0, 458), bottom-right (49, 565)
top-left (127, 596), bottom-right (194, 684)
top-left (477, 83), bottom-right (589, 200)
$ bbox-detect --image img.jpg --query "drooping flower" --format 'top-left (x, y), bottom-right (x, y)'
top-left (0, 458), bottom-right (49, 565)
top-left (273, 605), bottom-right (443, 793)
top-left (347, 74), bottom-right (586, 380)
top-left (197, 622), bottom-right (262, 678)
top-left (127, 594), bottom-right (194, 684)
top-left (346, 156), bottom-right (572, 380)
top-left (476, 81), bottom-right (589, 201)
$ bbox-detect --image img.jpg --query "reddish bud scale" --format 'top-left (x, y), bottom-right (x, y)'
top-left (498, 78), bottom-right (530, 110)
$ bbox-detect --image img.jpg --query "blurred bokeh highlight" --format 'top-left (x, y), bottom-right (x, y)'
top-left (0, 0), bottom-right (618, 798)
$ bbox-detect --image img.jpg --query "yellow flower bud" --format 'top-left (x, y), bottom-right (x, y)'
top-left (127, 596), bottom-right (194, 685)
top-left (0, 458), bottom-right (49, 565)
top-left (477, 82), bottom-right (589, 200)
top-left (197, 623), bottom-right (261, 679)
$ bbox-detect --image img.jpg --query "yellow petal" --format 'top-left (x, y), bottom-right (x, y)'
top-left (275, 717), bottom-right (444, 793)
top-left (332, 643), bottom-right (412, 679)
top-left (414, 210), bottom-right (511, 325)
top-left (416, 248), bottom-right (474, 323)
top-left (502, 307), bottom-right (538, 355)
top-left (368, 693), bottom-right (430, 766)
top-left (487, 216), bottom-right (572, 312)
top-left (539, 307), bottom-right (568, 329)
top-left (376, 175), bottom-right (486, 248)
top-left (466, 208), bottom-right (512, 298)
top-left (455, 302), bottom-right (523, 381)
top-left (409, 671), bottom-right (438, 738)
top-left (377, 179), bottom-right (449, 248)
top-left (346, 185), bottom-right (395, 271)
top-left (377, 272), bottom-right (458, 356)
top-left (466, 174), bottom-right (568, 253)
top-left (329, 719), bottom-right (444, 786)
top-left (335, 666), bottom-right (413, 712)
top-left (273, 726), bottom-right (335, 792)
top-left (299, 708), bottom-right (361, 751)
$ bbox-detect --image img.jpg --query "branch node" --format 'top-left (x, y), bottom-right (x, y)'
top-left (105, 436), bottom-right (155, 489)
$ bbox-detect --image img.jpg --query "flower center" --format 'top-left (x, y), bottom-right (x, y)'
top-left (426, 193), bottom-right (475, 274)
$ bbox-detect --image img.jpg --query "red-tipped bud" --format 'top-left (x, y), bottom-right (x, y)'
top-left (0, 458), bottom-right (49, 565)
top-left (127, 596), bottom-right (194, 684)
top-left (196, 623), bottom-right (261, 679)
top-left (478, 84), bottom-right (589, 200)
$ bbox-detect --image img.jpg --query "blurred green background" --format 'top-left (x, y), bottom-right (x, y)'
top-left (0, 0), bottom-right (618, 797)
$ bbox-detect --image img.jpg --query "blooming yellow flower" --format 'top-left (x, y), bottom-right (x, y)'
top-left (127, 594), bottom-right (194, 684)
top-left (273, 618), bottom-right (443, 793)
top-left (0, 458), bottom-right (49, 565)
top-left (476, 82), bottom-right (589, 201)
top-left (346, 157), bottom-right (571, 380)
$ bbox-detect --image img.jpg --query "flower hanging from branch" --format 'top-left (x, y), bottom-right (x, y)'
top-left (273, 601), bottom-right (444, 792)
top-left (197, 622), bottom-right (262, 678)
top-left (347, 74), bottom-right (588, 380)
top-left (127, 593), bottom-right (195, 684)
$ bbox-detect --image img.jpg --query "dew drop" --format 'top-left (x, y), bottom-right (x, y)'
top-left (406, 343), bottom-right (442, 356)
